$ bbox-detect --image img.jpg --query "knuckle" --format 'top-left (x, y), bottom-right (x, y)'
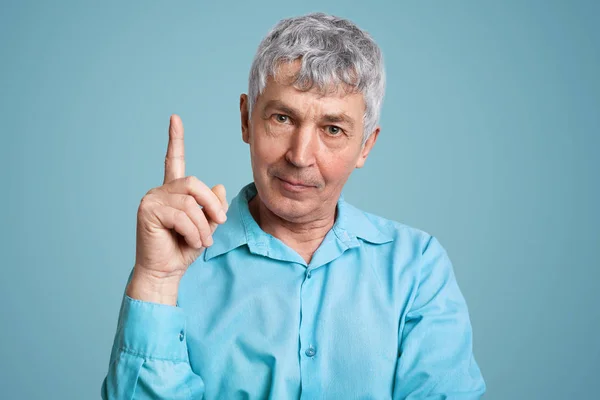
top-left (139, 195), bottom-right (153, 211)
top-left (185, 175), bottom-right (198, 186)
top-left (183, 195), bottom-right (197, 209)
top-left (173, 209), bottom-right (186, 221)
top-left (138, 200), bottom-right (156, 221)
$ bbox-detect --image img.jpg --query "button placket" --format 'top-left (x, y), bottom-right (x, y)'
top-left (299, 264), bottom-right (320, 394)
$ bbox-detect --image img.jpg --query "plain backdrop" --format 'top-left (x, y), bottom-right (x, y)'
top-left (1, 1), bottom-right (598, 399)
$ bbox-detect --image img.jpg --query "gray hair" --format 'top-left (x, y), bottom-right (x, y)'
top-left (247, 12), bottom-right (385, 145)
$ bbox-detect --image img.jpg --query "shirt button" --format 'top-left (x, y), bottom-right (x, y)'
top-left (306, 270), bottom-right (312, 279)
top-left (179, 330), bottom-right (185, 342)
top-left (305, 346), bottom-right (316, 357)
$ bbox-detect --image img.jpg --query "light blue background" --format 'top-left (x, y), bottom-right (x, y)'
top-left (1, 1), bottom-right (598, 399)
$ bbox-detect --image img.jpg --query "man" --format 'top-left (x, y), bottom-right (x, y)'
top-left (101, 12), bottom-right (485, 399)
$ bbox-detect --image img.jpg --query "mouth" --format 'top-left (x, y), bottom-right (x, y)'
top-left (276, 176), bottom-right (316, 192)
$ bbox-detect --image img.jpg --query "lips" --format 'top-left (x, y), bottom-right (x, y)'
top-left (277, 177), bottom-right (313, 187)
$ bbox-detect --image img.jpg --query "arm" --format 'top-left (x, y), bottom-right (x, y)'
top-left (392, 236), bottom-right (486, 399)
top-left (100, 269), bottom-right (205, 400)
top-left (100, 114), bottom-right (227, 399)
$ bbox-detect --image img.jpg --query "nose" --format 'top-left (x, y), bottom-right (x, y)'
top-left (285, 125), bottom-right (318, 168)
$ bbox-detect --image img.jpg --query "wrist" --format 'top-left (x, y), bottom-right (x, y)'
top-left (126, 267), bottom-right (181, 306)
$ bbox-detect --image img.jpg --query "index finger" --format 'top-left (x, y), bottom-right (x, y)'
top-left (164, 114), bottom-right (185, 184)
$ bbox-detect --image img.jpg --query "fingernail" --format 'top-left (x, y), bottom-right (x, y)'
top-left (218, 210), bottom-right (227, 222)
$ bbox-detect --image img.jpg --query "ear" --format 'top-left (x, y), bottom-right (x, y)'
top-left (240, 94), bottom-right (250, 144)
top-left (355, 126), bottom-right (380, 168)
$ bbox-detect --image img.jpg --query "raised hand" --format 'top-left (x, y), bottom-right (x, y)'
top-left (126, 114), bottom-right (228, 305)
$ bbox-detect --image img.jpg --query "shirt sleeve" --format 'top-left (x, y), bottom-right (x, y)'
top-left (100, 270), bottom-right (205, 400)
top-left (392, 235), bottom-right (486, 399)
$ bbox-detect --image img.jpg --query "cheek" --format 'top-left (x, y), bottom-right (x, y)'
top-left (319, 153), bottom-right (357, 182)
top-left (251, 128), bottom-right (287, 167)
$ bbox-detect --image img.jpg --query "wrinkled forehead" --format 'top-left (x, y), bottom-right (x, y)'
top-left (257, 59), bottom-right (365, 116)
top-left (271, 58), bottom-right (361, 99)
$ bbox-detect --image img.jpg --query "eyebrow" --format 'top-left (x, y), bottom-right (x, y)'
top-left (263, 99), bottom-right (355, 129)
top-left (322, 113), bottom-right (355, 130)
top-left (263, 100), bottom-right (299, 119)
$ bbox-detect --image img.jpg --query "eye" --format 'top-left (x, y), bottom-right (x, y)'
top-left (273, 114), bottom-right (290, 123)
top-left (326, 125), bottom-right (343, 136)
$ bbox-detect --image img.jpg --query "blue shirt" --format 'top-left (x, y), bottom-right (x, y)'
top-left (101, 182), bottom-right (485, 399)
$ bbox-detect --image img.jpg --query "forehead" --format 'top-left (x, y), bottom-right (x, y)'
top-left (258, 60), bottom-right (365, 115)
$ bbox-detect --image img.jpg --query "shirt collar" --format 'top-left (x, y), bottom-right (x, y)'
top-left (203, 182), bottom-right (393, 262)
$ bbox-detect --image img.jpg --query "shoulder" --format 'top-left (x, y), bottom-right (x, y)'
top-left (345, 200), bottom-right (436, 255)
top-left (353, 207), bottom-right (458, 289)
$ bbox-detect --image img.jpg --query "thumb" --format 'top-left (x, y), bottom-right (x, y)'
top-left (211, 184), bottom-right (228, 212)
top-left (207, 184), bottom-right (228, 235)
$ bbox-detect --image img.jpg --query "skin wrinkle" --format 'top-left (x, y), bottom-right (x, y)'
top-left (247, 13), bottom-right (385, 147)
top-left (261, 99), bottom-right (356, 135)
top-left (240, 59), bottom-right (380, 263)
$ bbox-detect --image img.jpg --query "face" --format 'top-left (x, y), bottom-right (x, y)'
top-left (240, 60), bottom-right (380, 224)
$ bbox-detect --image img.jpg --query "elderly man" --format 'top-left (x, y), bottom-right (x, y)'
top-left (101, 12), bottom-right (485, 399)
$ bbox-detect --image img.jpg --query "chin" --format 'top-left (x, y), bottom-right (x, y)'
top-left (261, 180), bottom-right (313, 220)
top-left (269, 190), bottom-right (308, 219)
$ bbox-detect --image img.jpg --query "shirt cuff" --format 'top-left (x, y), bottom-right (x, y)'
top-left (115, 294), bottom-right (188, 361)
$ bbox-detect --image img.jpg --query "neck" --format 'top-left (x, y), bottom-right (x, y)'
top-left (248, 196), bottom-right (336, 264)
